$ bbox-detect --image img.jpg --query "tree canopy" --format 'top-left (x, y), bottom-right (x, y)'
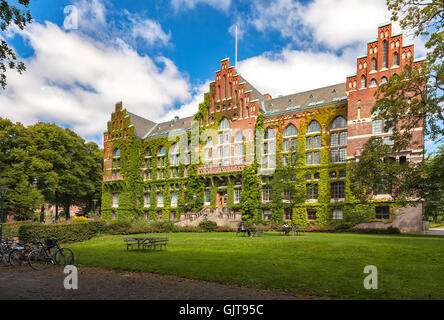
top-left (0, 118), bottom-right (103, 220)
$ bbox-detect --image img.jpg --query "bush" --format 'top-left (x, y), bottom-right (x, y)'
top-left (177, 225), bottom-right (199, 232)
top-left (149, 220), bottom-right (179, 233)
top-left (73, 216), bottom-right (88, 222)
top-left (215, 225), bottom-right (235, 232)
top-left (198, 220), bottom-right (218, 232)
top-left (18, 221), bottom-right (107, 243)
top-left (106, 220), bottom-right (132, 235)
top-left (2, 221), bottom-right (34, 239)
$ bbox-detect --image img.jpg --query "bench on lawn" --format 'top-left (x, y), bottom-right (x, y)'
top-left (124, 237), bottom-right (169, 251)
top-left (280, 226), bottom-right (306, 236)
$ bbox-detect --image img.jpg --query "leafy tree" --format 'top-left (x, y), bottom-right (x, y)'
top-left (26, 122), bottom-right (102, 221)
top-left (0, 118), bottom-right (44, 220)
top-left (423, 147), bottom-right (444, 221)
top-left (0, 0), bottom-right (32, 89)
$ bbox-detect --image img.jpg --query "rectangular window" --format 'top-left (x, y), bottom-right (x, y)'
top-left (263, 210), bottom-right (272, 220)
top-left (306, 183), bottom-right (318, 200)
top-left (372, 119), bottom-right (383, 134)
top-left (282, 154), bottom-right (289, 167)
top-left (291, 138), bottom-right (297, 151)
top-left (306, 153), bottom-right (312, 165)
top-left (331, 182), bottom-right (345, 199)
top-left (339, 148), bottom-right (346, 162)
top-left (157, 193), bottom-right (164, 207)
top-left (330, 149), bottom-right (339, 163)
top-left (307, 209), bottom-right (317, 220)
top-left (284, 209), bottom-right (292, 220)
top-left (306, 136), bottom-right (313, 149)
top-left (283, 139), bottom-right (290, 152)
top-left (384, 136), bottom-right (394, 145)
top-left (375, 206), bottom-right (390, 219)
top-left (313, 151), bottom-right (321, 164)
top-left (204, 190), bottom-right (211, 203)
top-left (262, 186), bottom-right (272, 201)
top-left (291, 154), bottom-right (297, 166)
top-left (339, 132), bottom-right (347, 145)
top-left (339, 170), bottom-right (346, 178)
top-left (331, 133), bottom-right (339, 146)
top-left (171, 192), bottom-right (178, 207)
top-left (234, 189), bottom-right (241, 203)
top-left (314, 135), bottom-right (322, 148)
top-left (112, 193), bottom-right (119, 208)
top-left (332, 209), bottom-right (343, 220)
top-left (144, 194), bottom-right (150, 207)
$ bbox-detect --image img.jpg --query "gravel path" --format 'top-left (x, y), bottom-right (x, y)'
top-left (0, 265), bottom-right (304, 300)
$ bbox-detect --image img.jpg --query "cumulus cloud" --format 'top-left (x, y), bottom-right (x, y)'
top-left (129, 17), bottom-right (171, 47)
top-left (237, 48), bottom-right (357, 97)
top-left (0, 0), bottom-right (200, 142)
top-left (170, 0), bottom-right (231, 12)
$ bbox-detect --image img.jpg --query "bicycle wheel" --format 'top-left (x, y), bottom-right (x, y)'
top-left (54, 248), bottom-right (74, 266)
top-left (28, 248), bottom-right (50, 270)
top-left (9, 249), bottom-right (24, 267)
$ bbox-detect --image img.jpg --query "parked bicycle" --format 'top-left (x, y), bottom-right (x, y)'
top-left (28, 238), bottom-right (74, 271)
top-left (0, 239), bottom-right (15, 266)
top-left (8, 239), bottom-right (41, 268)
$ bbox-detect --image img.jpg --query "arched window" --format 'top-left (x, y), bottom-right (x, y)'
top-left (393, 52), bottom-right (399, 66)
top-left (284, 124), bottom-right (298, 137)
top-left (218, 118), bottom-right (230, 130)
top-left (113, 148), bottom-right (120, 157)
top-left (380, 77), bottom-right (388, 84)
top-left (283, 124), bottom-right (298, 166)
top-left (331, 116), bottom-right (347, 130)
top-left (235, 90), bottom-right (238, 107)
top-left (157, 146), bottom-right (166, 156)
top-left (361, 75), bottom-right (366, 88)
top-left (382, 40), bottom-right (388, 68)
top-left (372, 58), bottom-right (377, 71)
top-left (370, 79), bottom-right (377, 87)
top-left (307, 120), bottom-right (321, 134)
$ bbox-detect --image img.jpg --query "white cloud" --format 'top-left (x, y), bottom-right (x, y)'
top-left (0, 1), bottom-right (197, 141)
top-left (170, 0), bottom-right (231, 12)
top-left (129, 17), bottom-right (171, 47)
top-left (237, 48), bottom-right (357, 97)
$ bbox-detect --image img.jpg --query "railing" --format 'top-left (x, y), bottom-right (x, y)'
top-left (103, 174), bottom-right (124, 181)
top-left (181, 207), bottom-right (212, 221)
top-left (197, 165), bottom-right (245, 175)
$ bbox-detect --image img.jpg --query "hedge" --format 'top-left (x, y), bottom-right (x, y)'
top-left (2, 221), bottom-right (35, 239)
top-left (18, 221), bottom-right (107, 243)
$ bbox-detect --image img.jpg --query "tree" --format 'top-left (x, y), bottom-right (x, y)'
top-left (423, 147), bottom-right (444, 221)
top-left (27, 122), bottom-right (102, 221)
top-left (0, 0), bottom-right (32, 89)
top-left (0, 118), bottom-right (44, 219)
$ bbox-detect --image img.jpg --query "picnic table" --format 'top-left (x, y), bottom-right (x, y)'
top-left (236, 226), bottom-right (265, 237)
top-left (280, 226), bottom-right (306, 236)
top-left (124, 237), bottom-right (169, 251)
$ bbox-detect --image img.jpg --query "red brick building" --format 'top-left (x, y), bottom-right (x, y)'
top-left (102, 22), bottom-right (424, 232)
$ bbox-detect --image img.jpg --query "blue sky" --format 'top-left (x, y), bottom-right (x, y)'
top-left (0, 0), bottom-right (435, 152)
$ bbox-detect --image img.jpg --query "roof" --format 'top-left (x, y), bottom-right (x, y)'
top-left (127, 112), bottom-right (156, 139)
top-left (263, 83), bottom-right (346, 116)
top-left (143, 116), bottom-right (194, 139)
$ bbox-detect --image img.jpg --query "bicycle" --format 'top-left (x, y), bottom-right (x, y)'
top-left (28, 238), bottom-right (74, 271)
top-left (0, 239), bottom-right (15, 266)
top-left (9, 239), bottom-right (41, 268)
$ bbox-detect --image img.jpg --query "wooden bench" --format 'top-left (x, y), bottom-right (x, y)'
top-left (142, 237), bottom-right (169, 251)
top-left (280, 226), bottom-right (306, 236)
top-left (293, 227), bottom-right (306, 235)
top-left (124, 237), bottom-right (169, 251)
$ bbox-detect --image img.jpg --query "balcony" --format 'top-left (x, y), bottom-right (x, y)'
top-left (197, 164), bottom-right (245, 175)
top-left (103, 174), bottom-right (124, 182)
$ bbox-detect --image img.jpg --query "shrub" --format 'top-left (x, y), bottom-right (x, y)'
top-left (215, 225), bottom-right (235, 232)
top-left (177, 225), bottom-right (199, 232)
top-left (149, 220), bottom-right (179, 233)
top-left (2, 221), bottom-right (34, 239)
top-left (73, 216), bottom-right (88, 222)
top-left (349, 227), bottom-right (401, 234)
top-left (198, 220), bottom-right (218, 232)
top-left (18, 221), bottom-right (107, 243)
top-left (106, 220), bottom-right (132, 235)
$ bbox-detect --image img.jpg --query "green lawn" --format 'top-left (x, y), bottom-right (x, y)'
top-left (68, 232), bottom-right (444, 299)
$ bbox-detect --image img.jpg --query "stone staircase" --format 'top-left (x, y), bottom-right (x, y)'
top-left (176, 206), bottom-right (242, 228)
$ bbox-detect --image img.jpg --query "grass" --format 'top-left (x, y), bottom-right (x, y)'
top-left (67, 232), bottom-right (444, 299)
top-left (430, 222), bottom-right (444, 228)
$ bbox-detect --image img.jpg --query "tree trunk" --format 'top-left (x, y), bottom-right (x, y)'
top-left (65, 200), bottom-right (70, 221)
top-left (55, 204), bottom-right (58, 222)
top-left (40, 205), bottom-right (45, 223)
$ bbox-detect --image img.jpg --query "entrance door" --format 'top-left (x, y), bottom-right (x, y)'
top-left (217, 192), bottom-right (227, 209)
